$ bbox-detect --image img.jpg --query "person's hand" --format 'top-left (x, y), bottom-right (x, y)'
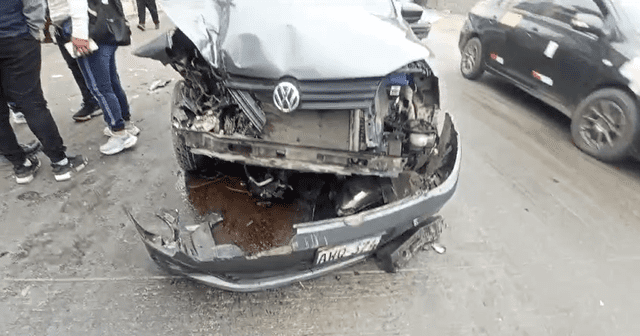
top-left (72, 37), bottom-right (91, 57)
top-left (42, 17), bottom-right (54, 44)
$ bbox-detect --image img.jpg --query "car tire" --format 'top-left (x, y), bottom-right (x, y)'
top-left (173, 129), bottom-right (206, 172)
top-left (171, 80), bottom-right (207, 172)
top-left (460, 37), bottom-right (484, 80)
top-left (570, 88), bottom-right (640, 162)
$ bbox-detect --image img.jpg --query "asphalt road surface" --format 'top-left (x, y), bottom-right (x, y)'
top-left (1, 14), bottom-right (639, 335)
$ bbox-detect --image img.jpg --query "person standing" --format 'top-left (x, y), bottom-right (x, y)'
top-left (47, 0), bottom-right (102, 121)
top-left (69, 0), bottom-right (139, 155)
top-left (0, 0), bottom-right (88, 184)
top-left (135, 0), bottom-right (159, 31)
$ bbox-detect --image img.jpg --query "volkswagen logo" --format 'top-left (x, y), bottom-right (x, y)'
top-left (273, 81), bottom-right (300, 113)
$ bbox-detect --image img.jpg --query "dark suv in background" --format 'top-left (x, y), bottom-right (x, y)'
top-left (459, 0), bottom-right (640, 162)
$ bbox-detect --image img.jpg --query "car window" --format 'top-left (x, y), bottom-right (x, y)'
top-left (513, 0), bottom-right (604, 25)
top-left (544, 0), bottom-right (604, 28)
top-left (497, 0), bottom-right (529, 9)
top-left (555, 0), bottom-right (603, 17)
top-left (503, 0), bottom-right (568, 19)
top-left (511, 0), bottom-right (552, 16)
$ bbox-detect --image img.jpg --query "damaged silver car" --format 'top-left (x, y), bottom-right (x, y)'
top-left (129, 0), bottom-right (460, 292)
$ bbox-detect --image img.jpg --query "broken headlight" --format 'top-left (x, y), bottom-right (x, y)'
top-left (376, 61), bottom-right (439, 156)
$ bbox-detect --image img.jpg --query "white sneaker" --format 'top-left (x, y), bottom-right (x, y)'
top-left (100, 130), bottom-right (137, 155)
top-left (10, 111), bottom-right (27, 124)
top-left (104, 121), bottom-right (140, 136)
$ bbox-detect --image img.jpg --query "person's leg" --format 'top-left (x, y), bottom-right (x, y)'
top-left (54, 27), bottom-right (99, 108)
top-left (77, 44), bottom-right (137, 154)
top-left (108, 46), bottom-right (131, 121)
top-left (0, 139), bottom-right (42, 166)
top-left (77, 45), bottom-right (125, 131)
top-left (7, 101), bottom-right (27, 124)
top-left (136, 0), bottom-right (146, 29)
top-left (0, 91), bottom-right (40, 183)
top-left (0, 36), bottom-right (67, 164)
top-left (103, 47), bottom-right (139, 137)
top-left (0, 87), bottom-right (25, 166)
top-left (148, 0), bottom-right (160, 28)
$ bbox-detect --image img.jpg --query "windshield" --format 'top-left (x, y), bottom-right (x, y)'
top-left (268, 0), bottom-right (395, 17)
top-left (618, 0), bottom-right (640, 33)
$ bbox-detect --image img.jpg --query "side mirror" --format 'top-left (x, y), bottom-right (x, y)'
top-left (571, 13), bottom-right (606, 37)
top-left (401, 2), bottom-right (424, 24)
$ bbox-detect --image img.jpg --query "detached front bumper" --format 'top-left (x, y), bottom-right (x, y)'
top-left (127, 118), bottom-right (460, 292)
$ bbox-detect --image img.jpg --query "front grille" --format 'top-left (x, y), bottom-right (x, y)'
top-left (225, 76), bottom-right (383, 110)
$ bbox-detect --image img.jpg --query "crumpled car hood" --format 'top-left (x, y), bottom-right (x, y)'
top-left (159, 0), bottom-right (432, 79)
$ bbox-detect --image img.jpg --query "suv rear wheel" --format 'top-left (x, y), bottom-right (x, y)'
top-left (571, 88), bottom-right (640, 162)
top-left (460, 37), bottom-right (484, 80)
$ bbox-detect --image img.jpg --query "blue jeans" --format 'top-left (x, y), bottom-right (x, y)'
top-left (56, 19), bottom-right (98, 108)
top-left (76, 43), bottom-right (130, 131)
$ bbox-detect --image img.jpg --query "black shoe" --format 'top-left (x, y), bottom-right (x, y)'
top-left (14, 155), bottom-right (41, 184)
top-left (51, 155), bottom-right (88, 182)
top-left (137, 24), bottom-right (145, 31)
top-left (72, 103), bottom-right (102, 122)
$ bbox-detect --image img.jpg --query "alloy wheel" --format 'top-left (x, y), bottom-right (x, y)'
top-left (578, 99), bottom-right (627, 150)
top-left (461, 43), bottom-right (478, 75)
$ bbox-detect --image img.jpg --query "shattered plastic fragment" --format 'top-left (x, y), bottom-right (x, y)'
top-left (185, 224), bottom-right (200, 231)
top-left (336, 176), bottom-right (386, 216)
top-left (431, 243), bottom-right (446, 254)
top-left (191, 114), bottom-right (220, 132)
top-left (149, 79), bottom-right (173, 91)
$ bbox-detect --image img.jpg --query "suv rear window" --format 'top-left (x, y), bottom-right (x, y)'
top-left (556, 0), bottom-right (602, 16)
top-left (508, 0), bottom-right (603, 21)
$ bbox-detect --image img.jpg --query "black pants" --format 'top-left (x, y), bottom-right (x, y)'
top-left (54, 26), bottom-right (98, 107)
top-left (137, 0), bottom-right (159, 25)
top-left (0, 35), bottom-right (66, 166)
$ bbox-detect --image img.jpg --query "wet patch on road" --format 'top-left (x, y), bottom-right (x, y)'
top-left (186, 174), bottom-right (298, 254)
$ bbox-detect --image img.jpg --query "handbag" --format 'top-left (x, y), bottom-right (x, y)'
top-left (88, 0), bottom-right (132, 46)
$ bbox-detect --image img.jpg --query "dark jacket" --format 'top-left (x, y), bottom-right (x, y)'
top-left (0, 0), bottom-right (45, 39)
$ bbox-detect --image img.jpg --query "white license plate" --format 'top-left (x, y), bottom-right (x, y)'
top-left (315, 236), bottom-right (381, 265)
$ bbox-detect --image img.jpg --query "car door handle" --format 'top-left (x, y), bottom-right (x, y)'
top-left (532, 27), bottom-right (539, 32)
